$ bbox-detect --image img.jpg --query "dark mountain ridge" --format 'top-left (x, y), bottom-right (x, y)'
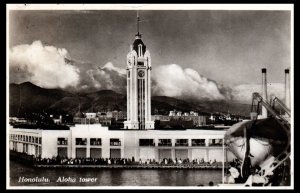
top-left (9, 82), bottom-right (251, 117)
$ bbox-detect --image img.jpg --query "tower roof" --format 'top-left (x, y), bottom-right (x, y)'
top-left (133, 37), bottom-right (146, 56)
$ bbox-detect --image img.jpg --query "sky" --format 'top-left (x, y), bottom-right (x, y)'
top-left (8, 8), bottom-right (292, 103)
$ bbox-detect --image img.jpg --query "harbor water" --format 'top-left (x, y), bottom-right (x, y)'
top-left (9, 160), bottom-right (222, 186)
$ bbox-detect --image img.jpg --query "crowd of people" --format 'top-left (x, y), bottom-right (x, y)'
top-left (35, 156), bottom-right (223, 166)
top-left (11, 151), bottom-right (224, 167)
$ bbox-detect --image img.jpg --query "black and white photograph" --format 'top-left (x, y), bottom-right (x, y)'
top-left (6, 4), bottom-right (293, 189)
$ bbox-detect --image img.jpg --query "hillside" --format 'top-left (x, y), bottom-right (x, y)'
top-left (9, 82), bottom-right (251, 117)
top-left (9, 82), bottom-right (73, 116)
top-left (49, 90), bottom-right (127, 115)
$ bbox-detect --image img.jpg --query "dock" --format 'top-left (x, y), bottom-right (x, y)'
top-left (34, 164), bottom-right (228, 170)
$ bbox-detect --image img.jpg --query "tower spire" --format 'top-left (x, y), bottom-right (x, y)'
top-left (136, 10), bottom-right (140, 35)
top-left (135, 10), bottom-right (141, 39)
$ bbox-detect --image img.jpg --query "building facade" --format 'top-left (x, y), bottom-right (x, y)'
top-left (9, 124), bottom-right (235, 162)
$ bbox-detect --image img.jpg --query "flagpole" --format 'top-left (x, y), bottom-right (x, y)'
top-left (222, 137), bottom-right (225, 184)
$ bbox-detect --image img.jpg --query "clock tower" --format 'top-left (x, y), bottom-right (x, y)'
top-left (124, 12), bottom-right (154, 130)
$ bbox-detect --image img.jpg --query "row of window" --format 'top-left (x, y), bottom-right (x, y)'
top-left (9, 134), bottom-right (42, 144)
top-left (157, 139), bottom-right (223, 147)
top-left (57, 138), bottom-right (223, 147)
top-left (11, 142), bottom-right (42, 156)
top-left (58, 138), bottom-right (121, 146)
top-left (10, 134), bottom-right (222, 147)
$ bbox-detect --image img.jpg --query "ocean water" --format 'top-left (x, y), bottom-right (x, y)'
top-left (9, 160), bottom-right (222, 186)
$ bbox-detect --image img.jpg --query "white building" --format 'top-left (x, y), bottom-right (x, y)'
top-left (9, 124), bottom-right (234, 162)
top-left (169, 111), bottom-right (175, 116)
top-left (85, 113), bottom-right (97, 119)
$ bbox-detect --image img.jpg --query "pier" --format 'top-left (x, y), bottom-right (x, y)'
top-left (34, 164), bottom-right (228, 170)
top-left (10, 150), bottom-right (229, 170)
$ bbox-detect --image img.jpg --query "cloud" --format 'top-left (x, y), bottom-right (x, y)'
top-left (9, 41), bottom-right (126, 92)
top-left (231, 83), bottom-right (285, 103)
top-left (72, 62), bottom-right (228, 101)
top-left (74, 62), bottom-right (127, 93)
top-left (152, 64), bottom-right (225, 100)
top-left (9, 40), bottom-right (80, 89)
top-left (9, 41), bottom-right (286, 103)
top-left (100, 62), bottom-right (127, 75)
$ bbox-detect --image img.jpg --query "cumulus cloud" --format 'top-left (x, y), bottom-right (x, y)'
top-left (83, 63), bottom-right (230, 101)
top-left (9, 41), bottom-right (286, 103)
top-left (9, 40), bottom-right (80, 88)
top-left (78, 62), bottom-right (126, 92)
top-left (152, 64), bottom-right (225, 100)
top-left (231, 83), bottom-right (285, 103)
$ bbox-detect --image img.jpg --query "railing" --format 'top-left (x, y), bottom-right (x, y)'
top-left (252, 92), bottom-right (290, 128)
top-left (209, 143), bottom-right (223, 147)
top-left (57, 140), bottom-right (68, 145)
top-left (110, 141), bottom-right (121, 146)
top-left (139, 143), bottom-right (155, 146)
top-left (158, 143), bottom-right (172, 147)
top-left (271, 96), bottom-right (291, 117)
top-left (76, 141), bottom-right (87, 145)
top-left (90, 141), bottom-right (102, 146)
top-left (175, 143), bottom-right (188, 147)
top-left (191, 143), bottom-right (205, 146)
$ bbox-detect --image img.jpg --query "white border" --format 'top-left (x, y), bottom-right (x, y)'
top-left (290, 4), bottom-right (294, 190)
top-left (6, 4), bottom-right (293, 10)
top-left (6, 4), bottom-right (294, 190)
top-left (6, 4), bottom-right (10, 190)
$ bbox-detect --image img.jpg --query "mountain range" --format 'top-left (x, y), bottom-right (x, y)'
top-left (9, 82), bottom-right (251, 117)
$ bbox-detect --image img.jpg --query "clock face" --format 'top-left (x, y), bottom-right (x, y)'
top-left (138, 70), bottom-right (145, 77)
